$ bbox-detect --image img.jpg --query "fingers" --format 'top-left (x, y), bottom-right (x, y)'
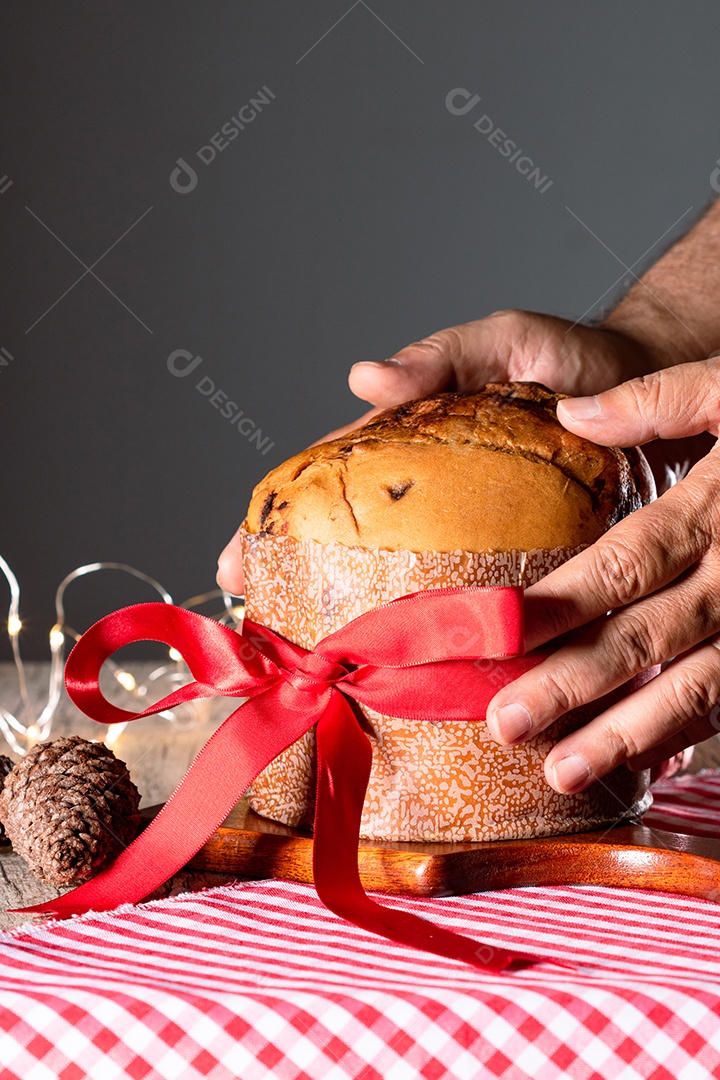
top-left (348, 318), bottom-right (506, 408)
top-left (347, 311), bottom-right (663, 411)
top-left (489, 358), bottom-right (720, 793)
top-left (557, 357), bottom-right (720, 445)
top-left (628, 714), bottom-right (716, 772)
top-left (486, 446), bottom-right (720, 783)
top-left (541, 634), bottom-right (720, 793)
top-left (521, 473), bottom-right (714, 652)
top-left (486, 556), bottom-right (720, 747)
top-left (216, 527), bottom-right (245, 595)
top-left (347, 310), bottom-right (555, 408)
top-left (349, 355), bottom-right (450, 409)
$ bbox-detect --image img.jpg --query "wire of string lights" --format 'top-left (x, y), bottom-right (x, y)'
top-left (0, 555), bottom-right (244, 755)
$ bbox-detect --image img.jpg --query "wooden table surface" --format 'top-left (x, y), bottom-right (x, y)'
top-left (1, 661), bottom-right (718, 930)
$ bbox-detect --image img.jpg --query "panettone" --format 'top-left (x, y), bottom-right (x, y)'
top-left (242, 383), bottom-right (657, 843)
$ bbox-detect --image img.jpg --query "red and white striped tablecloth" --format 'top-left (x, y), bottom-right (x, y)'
top-left (1, 770), bottom-right (719, 1080)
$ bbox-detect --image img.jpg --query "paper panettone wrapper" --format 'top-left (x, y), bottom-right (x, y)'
top-left (242, 525), bottom-right (652, 842)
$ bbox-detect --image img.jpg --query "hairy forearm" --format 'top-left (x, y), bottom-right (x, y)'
top-left (603, 198), bottom-right (720, 369)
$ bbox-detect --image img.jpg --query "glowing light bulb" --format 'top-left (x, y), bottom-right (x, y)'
top-left (105, 722), bottom-right (127, 747)
top-left (49, 624), bottom-right (64, 650)
top-left (168, 647), bottom-right (182, 662)
top-left (232, 604), bottom-right (244, 619)
top-left (115, 670), bottom-right (136, 692)
top-left (7, 615), bottom-right (22, 637)
top-left (26, 725), bottom-right (41, 742)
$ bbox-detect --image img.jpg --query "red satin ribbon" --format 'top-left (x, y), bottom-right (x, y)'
top-left (16, 587), bottom-right (554, 971)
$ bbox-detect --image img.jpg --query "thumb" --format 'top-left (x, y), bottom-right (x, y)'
top-left (217, 528), bottom-right (245, 595)
top-left (556, 358), bottom-right (720, 445)
top-left (348, 311), bottom-right (527, 409)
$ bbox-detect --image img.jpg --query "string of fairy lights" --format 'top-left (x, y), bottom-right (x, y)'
top-left (0, 555), bottom-right (244, 756)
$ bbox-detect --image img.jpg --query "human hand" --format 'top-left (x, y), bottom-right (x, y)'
top-left (321, 309), bottom-right (654, 442)
top-left (485, 358), bottom-right (720, 794)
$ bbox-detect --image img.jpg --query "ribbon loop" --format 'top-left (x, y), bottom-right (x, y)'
top-left (65, 603), bottom-right (282, 725)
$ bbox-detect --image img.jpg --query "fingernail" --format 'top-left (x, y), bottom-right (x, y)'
top-left (551, 753), bottom-right (591, 793)
top-left (559, 395), bottom-right (601, 421)
top-left (490, 702), bottom-right (532, 744)
top-left (351, 359), bottom-right (403, 369)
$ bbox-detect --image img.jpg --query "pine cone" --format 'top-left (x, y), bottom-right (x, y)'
top-left (0, 756), bottom-right (15, 844)
top-left (0, 736), bottom-right (141, 886)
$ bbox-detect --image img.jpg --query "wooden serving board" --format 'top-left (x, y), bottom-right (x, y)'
top-left (141, 800), bottom-right (720, 901)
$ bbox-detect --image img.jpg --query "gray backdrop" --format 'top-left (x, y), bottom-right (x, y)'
top-left (3, 1), bottom-right (720, 657)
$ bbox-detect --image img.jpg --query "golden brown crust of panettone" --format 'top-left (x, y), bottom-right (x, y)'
top-left (246, 383), bottom-right (655, 552)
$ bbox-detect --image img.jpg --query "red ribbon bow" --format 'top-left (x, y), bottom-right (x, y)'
top-left (18, 587), bottom-right (552, 971)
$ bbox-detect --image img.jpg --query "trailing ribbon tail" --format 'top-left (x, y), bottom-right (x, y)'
top-left (312, 690), bottom-right (522, 972)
